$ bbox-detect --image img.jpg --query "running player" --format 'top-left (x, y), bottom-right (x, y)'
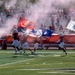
top-left (57, 35), bottom-right (67, 55)
top-left (34, 41), bottom-right (39, 53)
top-left (22, 38), bottom-right (34, 55)
top-left (12, 29), bottom-right (22, 54)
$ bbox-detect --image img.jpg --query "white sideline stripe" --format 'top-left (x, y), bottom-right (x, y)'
top-left (18, 68), bottom-right (55, 71)
top-left (39, 72), bottom-right (62, 73)
top-left (0, 51), bottom-right (75, 54)
top-left (0, 59), bottom-right (34, 67)
top-left (17, 68), bottom-right (75, 71)
top-left (37, 52), bottom-right (75, 53)
top-left (38, 72), bottom-right (75, 74)
top-left (38, 72), bottom-right (65, 74)
top-left (17, 69), bottom-right (75, 74)
top-left (18, 69), bottom-right (43, 71)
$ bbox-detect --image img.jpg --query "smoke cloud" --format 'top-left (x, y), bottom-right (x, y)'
top-left (0, 0), bottom-right (75, 37)
top-left (5, 0), bottom-right (17, 9)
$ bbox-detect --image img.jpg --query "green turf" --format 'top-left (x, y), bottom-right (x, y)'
top-left (0, 49), bottom-right (75, 75)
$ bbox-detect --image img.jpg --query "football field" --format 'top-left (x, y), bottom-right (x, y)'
top-left (0, 49), bottom-right (75, 75)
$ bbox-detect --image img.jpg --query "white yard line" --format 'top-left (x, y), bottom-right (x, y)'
top-left (0, 58), bottom-right (34, 67)
top-left (0, 54), bottom-right (46, 67)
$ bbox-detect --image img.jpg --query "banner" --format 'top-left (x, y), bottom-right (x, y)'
top-left (18, 17), bottom-right (29, 28)
top-left (67, 20), bottom-right (75, 31)
top-left (23, 28), bottom-right (53, 37)
top-left (18, 17), bottom-right (35, 31)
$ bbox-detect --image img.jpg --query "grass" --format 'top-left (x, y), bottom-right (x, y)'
top-left (0, 49), bottom-right (75, 75)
